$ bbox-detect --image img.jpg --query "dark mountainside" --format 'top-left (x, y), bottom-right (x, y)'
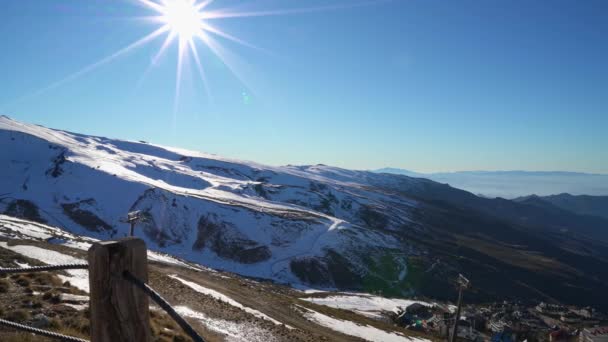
top-left (514, 193), bottom-right (608, 220)
top-left (366, 173), bottom-right (608, 308)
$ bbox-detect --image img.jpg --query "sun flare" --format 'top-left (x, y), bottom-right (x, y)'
top-left (158, 0), bottom-right (206, 41)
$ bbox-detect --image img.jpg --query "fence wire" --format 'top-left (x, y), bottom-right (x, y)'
top-left (1, 255), bottom-right (206, 341)
top-left (123, 270), bottom-right (206, 342)
top-left (0, 318), bottom-right (90, 342)
top-left (0, 263), bottom-right (89, 274)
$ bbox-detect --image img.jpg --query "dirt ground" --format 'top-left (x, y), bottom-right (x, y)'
top-left (0, 237), bottom-right (434, 341)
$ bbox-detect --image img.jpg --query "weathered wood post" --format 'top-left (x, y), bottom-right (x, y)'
top-left (88, 238), bottom-right (151, 342)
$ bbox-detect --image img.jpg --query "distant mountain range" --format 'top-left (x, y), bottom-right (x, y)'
top-left (2, 116), bottom-right (608, 311)
top-left (375, 168), bottom-right (608, 198)
top-left (514, 193), bottom-right (608, 220)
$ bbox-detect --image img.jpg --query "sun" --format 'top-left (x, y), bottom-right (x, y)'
top-left (159, 0), bottom-right (205, 41)
top-left (9, 0), bottom-right (383, 128)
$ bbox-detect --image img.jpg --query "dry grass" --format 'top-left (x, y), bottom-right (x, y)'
top-left (150, 309), bottom-right (190, 341)
top-left (0, 243), bottom-right (200, 341)
top-left (454, 234), bottom-right (580, 276)
top-left (5, 309), bottom-right (31, 323)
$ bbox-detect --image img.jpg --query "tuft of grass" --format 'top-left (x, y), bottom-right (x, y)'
top-left (6, 309), bottom-right (31, 323)
top-left (58, 313), bottom-right (90, 337)
top-left (15, 276), bottom-right (30, 287)
top-left (30, 272), bottom-right (63, 288)
top-left (49, 318), bottom-right (62, 330)
top-left (0, 278), bottom-right (10, 293)
top-left (42, 290), bottom-right (61, 303)
top-left (150, 309), bottom-right (189, 341)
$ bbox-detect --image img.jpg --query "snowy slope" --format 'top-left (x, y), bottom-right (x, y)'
top-left (0, 116), bottom-right (423, 292)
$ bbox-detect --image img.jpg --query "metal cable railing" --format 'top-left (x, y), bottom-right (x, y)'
top-left (0, 263), bottom-right (206, 342)
top-left (0, 264), bottom-right (88, 274)
top-left (0, 318), bottom-right (89, 342)
top-left (123, 270), bottom-right (205, 342)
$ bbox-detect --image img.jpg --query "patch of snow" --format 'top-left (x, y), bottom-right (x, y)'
top-left (301, 294), bottom-right (430, 319)
top-left (14, 260), bottom-right (30, 268)
top-left (0, 215), bottom-right (95, 251)
top-left (298, 305), bottom-right (430, 342)
top-left (0, 242), bottom-right (89, 292)
top-left (175, 306), bottom-right (278, 342)
top-left (295, 287), bottom-right (327, 294)
top-left (0, 215), bottom-right (209, 271)
top-left (64, 303), bottom-right (88, 311)
top-left (148, 251), bottom-right (203, 271)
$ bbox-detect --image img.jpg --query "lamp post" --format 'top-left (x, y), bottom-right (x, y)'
top-left (450, 274), bottom-right (470, 342)
top-left (120, 210), bottom-right (146, 237)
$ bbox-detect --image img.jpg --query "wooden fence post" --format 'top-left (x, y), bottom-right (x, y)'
top-left (88, 238), bottom-right (151, 342)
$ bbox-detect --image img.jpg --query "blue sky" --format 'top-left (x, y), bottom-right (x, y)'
top-left (1, 0), bottom-right (606, 173)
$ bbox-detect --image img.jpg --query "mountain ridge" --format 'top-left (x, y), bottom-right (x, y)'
top-left (375, 167), bottom-right (608, 198)
top-left (514, 193), bottom-right (608, 220)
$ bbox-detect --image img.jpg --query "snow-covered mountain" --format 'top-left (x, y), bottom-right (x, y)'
top-left (0, 115), bottom-right (424, 294)
top-left (3, 116), bottom-right (608, 311)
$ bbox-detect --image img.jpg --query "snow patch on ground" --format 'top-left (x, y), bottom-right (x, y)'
top-left (14, 260), bottom-right (30, 268)
top-left (170, 275), bottom-right (289, 327)
top-left (301, 294), bottom-right (430, 319)
top-left (0, 242), bottom-right (89, 292)
top-left (64, 303), bottom-right (88, 311)
top-left (147, 251), bottom-right (203, 271)
top-left (298, 305), bottom-right (430, 342)
top-left (175, 306), bottom-right (278, 342)
top-left (0, 214), bottom-right (206, 271)
top-left (0, 215), bottom-right (94, 251)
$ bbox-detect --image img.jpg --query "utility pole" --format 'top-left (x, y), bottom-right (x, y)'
top-left (120, 210), bottom-right (146, 237)
top-left (450, 274), bottom-right (470, 342)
